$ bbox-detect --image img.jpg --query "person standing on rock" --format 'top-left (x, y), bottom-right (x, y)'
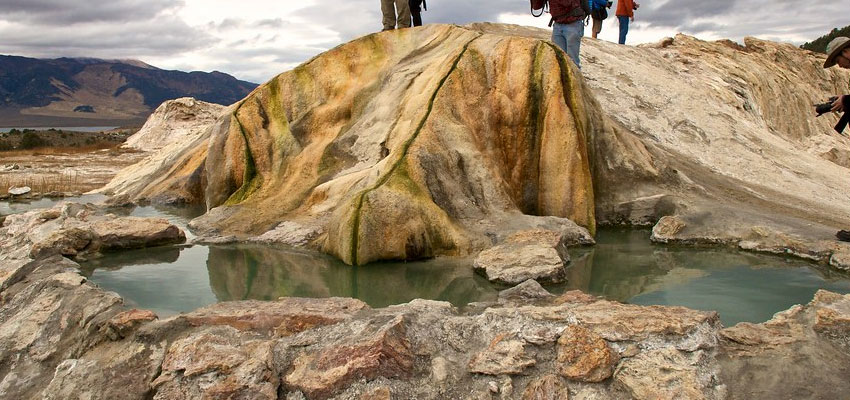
top-left (589, 0), bottom-right (612, 39)
top-left (549, 0), bottom-right (591, 69)
top-left (615, 0), bottom-right (639, 44)
top-left (409, 0), bottom-right (426, 27)
top-left (824, 37), bottom-right (850, 242)
top-left (381, 0), bottom-right (411, 31)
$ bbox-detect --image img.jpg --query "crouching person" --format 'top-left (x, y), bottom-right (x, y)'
top-left (824, 37), bottom-right (850, 242)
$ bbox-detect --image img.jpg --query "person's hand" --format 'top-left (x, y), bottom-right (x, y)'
top-left (832, 95), bottom-right (846, 113)
top-left (630, 16), bottom-right (635, 22)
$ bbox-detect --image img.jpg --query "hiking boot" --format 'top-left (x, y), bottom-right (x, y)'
top-left (837, 230), bottom-right (850, 242)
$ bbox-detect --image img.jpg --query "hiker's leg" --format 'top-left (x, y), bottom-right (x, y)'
top-left (551, 23), bottom-right (569, 56)
top-left (409, 0), bottom-right (422, 26)
top-left (592, 18), bottom-right (602, 38)
top-left (381, 0), bottom-right (396, 30)
top-left (396, 0), bottom-right (412, 28)
top-left (617, 16), bottom-right (629, 44)
top-left (565, 20), bottom-right (584, 68)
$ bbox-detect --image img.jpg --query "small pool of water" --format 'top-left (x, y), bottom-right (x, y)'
top-left (564, 231), bottom-right (850, 325)
top-left (6, 197), bottom-right (850, 327)
top-left (80, 245), bottom-right (490, 317)
top-left (79, 228), bottom-right (850, 326)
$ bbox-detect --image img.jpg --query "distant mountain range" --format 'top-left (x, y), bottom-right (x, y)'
top-left (0, 55), bottom-right (258, 127)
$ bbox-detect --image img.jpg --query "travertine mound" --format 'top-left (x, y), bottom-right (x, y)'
top-left (109, 24), bottom-right (614, 265)
top-left (472, 24), bottom-right (850, 267)
top-left (123, 97), bottom-right (225, 152)
top-left (97, 99), bottom-right (231, 203)
top-left (105, 23), bottom-right (850, 266)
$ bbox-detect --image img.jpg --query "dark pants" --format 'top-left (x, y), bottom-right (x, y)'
top-left (618, 15), bottom-right (629, 44)
top-left (410, 0), bottom-right (423, 26)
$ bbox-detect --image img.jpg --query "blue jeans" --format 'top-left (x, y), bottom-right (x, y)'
top-left (618, 16), bottom-right (629, 44)
top-left (552, 20), bottom-right (584, 69)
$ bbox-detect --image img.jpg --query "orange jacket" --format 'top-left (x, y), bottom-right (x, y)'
top-left (616, 0), bottom-right (634, 17)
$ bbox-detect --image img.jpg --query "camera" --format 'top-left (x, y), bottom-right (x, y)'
top-left (815, 96), bottom-right (838, 117)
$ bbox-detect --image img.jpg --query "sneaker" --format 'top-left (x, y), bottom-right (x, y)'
top-left (837, 230), bottom-right (850, 242)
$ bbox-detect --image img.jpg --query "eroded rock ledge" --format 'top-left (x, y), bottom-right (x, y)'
top-left (2, 251), bottom-right (850, 399)
top-left (0, 202), bottom-right (185, 263)
top-left (653, 215), bottom-right (850, 272)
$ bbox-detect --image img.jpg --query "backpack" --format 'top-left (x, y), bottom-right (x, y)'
top-left (531, 0), bottom-right (547, 17)
top-left (591, 6), bottom-right (607, 20)
top-left (531, 0), bottom-right (586, 26)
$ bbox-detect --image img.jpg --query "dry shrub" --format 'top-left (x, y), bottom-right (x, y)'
top-left (0, 143), bottom-right (121, 157)
top-left (0, 171), bottom-right (82, 195)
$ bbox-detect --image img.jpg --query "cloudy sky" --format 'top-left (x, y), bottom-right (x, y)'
top-left (0, 0), bottom-right (844, 83)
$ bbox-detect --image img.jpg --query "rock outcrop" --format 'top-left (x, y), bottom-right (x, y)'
top-left (473, 228), bottom-right (592, 285)
top-left (97, 98), bottom-right (230, 204)
top-left (0, 202), bottom-right (185, 262)
top-left (3, 252), bottom-right (850, 399)
top-left (473, 24), bottom-right (850, 270)
top-left (123, 97), bottom-right (225, 152)
top-left (103, 23), bottom-right (850, 267)
top-left (5, 23), bottom-right (850, 400)
top-left (105, 24), bottom-right (615, 265)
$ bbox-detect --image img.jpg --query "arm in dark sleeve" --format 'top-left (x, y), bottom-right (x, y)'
top-left (837, 95), bottom-right (850, 135)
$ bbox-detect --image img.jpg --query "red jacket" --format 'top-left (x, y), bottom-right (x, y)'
top-left (616, 0), bottom-right (634, 17)
top-left (550, 0), bottom-right (590, 24)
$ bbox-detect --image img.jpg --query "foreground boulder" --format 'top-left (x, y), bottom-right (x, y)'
top-left (474, 228), bottom-right (593, 285)
top-left (4, 254), bottom-right (850, 399)
top-left (0, 202), bottom-right (185, 261)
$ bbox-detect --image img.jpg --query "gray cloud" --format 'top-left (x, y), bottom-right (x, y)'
top-left (0, 0), bottom-right (182, 24)
top-left (295, 0), bottom-right (524, 42)
top-left (634, 0), bottom-right (845, 42)
top-left (172, 45), bottom-right (324, 84)
top-left (409, 0), bottom-right (519, 25)
top-left (0, 0), bottom-right (845, 83)
top-left (0, 15), bottom-right (211, 59)
top-left (639, 0), bottom-right (737, 29)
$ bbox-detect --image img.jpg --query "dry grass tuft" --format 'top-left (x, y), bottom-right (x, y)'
top-left (0, 172), bottom-right (82, 195)
top-left (0, 143), bottom-right (121, 157)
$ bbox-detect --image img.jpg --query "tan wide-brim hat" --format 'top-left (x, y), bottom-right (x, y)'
top-left (824, 36), bottom-right (850, 68)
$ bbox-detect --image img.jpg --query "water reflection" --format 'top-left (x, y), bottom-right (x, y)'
top-left (78, 228), bottom-right (850, 326)
top-left (206, 244), bottom-right (496, 308)
top-left (562, 229), bottom-right (850, 325)
top-left (80, 246), bottom-right (217, 317)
